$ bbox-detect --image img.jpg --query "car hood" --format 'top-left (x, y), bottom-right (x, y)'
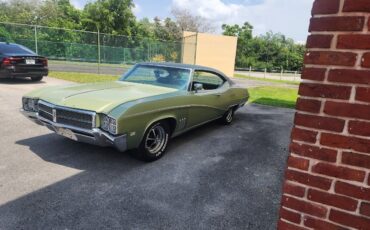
top-left (27, 81), bottom-right (178, 113)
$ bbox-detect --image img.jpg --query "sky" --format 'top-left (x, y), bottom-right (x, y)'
top-left (71, 0), bottom-right (314, 43)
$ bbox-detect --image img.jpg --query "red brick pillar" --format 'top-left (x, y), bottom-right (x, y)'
top-left (278, 0), bottom-right (370, 229)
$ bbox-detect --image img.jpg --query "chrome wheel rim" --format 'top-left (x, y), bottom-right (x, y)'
top-left (226, 110), bottom-right (233, 122)
top-left (145, 125), bottom-right (167, 154)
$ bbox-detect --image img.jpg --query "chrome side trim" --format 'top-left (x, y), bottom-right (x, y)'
top-left (123, 104), bottom-right (226, 119)
top-left (52, 108), bottom-right (56, 122)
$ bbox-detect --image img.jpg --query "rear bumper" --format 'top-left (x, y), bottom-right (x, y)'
top-left (21, 109), bottom-right (127, 152)
top-left (0, 67), bottom-right (48, 78)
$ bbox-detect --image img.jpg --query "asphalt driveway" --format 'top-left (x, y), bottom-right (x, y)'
top-left (0, 77), bottom-right (294, 230)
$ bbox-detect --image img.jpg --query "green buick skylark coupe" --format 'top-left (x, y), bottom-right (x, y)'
top-left (21, 63), bottom-right (249, 161)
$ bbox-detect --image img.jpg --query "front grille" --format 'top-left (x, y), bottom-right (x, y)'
top-left (39, 110), bottom-right (53, 121)
top-left (38, 101), bottom-right (95, 130)
top-left (56, 109), bottom-right (93, 129)
top-left (39, 103), bottom-right (53, 114)
top-left (38, 103), bottom-right (53, 122)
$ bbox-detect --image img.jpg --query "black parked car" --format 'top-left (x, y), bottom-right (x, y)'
top-left (0, 42), bottom-right (48, 81)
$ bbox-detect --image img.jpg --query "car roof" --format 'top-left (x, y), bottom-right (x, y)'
top-left (0, 42), bottom-right (36, 55)
top-left (0, 42), bottom-right (21, 47)
top-left (138, 62), bottom-right (228, 77)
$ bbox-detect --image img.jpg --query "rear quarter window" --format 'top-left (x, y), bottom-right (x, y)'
top-left (193, 71), bottom-right (225, 89)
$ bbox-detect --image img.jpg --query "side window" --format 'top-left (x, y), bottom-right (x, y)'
top-left (192, 71), bottom-right (225, 91)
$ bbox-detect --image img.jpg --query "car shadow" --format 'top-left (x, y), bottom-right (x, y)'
top-left (14, 119), bottom-right (225, 171)
top-left (0, 78), bottom-right (46, 85)
top-left (16, 133), bottom-right (143, 170)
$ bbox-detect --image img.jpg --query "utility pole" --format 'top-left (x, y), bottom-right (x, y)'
top-left (97, 27), bottom-right (101, 74)
top-left (34, 25), bottom-right (38, 54)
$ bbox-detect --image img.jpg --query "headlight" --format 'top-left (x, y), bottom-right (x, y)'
top-left (22, 97), bottom-right (38, 112)
top-left (100, 114), bottom-right (117, 135)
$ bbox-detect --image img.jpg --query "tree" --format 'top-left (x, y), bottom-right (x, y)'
top-left (152, 17), bottom-right (181, 41)
top-left (222, 22), bottom-right (254, 68)
top-left (222, 22), bottom-right (305, 71)
top-left (171, 7), bottom-right (215, 33)
top-left (82, 0), bottom-right (136, 35)
top-left (0, 0), bottom-right (41, 24)
top-left (133, 18), bottom-right (155, 40)
top-left (0, 1), bottom-right (9, 22)
top-left (39, 0), bottom-right (81, 29)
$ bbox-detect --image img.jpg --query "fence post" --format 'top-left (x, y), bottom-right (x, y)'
top-left (264, 68), bottom-right (266, 79)
top-left (294, 71), bottom-right (297, 81)
top-left (97, 28), bottom-right (101, 74)
top-left (148, 41), bottom-right (150, 62)
top-left (34, 25), bottom-right (38, 54)
top-left (249, 66), bottom-right (252, 76)
top-left (280, 68), bottom-right (283, 80)
top-left (123, 48), bottom-right (125, 64)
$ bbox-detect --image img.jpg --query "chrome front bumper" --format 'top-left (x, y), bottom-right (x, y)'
top-left (21, 109), bottom-right (127, 152)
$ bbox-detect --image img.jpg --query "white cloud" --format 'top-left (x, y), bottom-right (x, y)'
top-left (172, 0), bottom-right (313, 41)
top-left (133, 3), bottom-right (142, 15)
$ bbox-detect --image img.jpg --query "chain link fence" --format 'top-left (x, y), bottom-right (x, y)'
top-left (0, 22), bottom-right (196, 75)
top-left (235, 67), bottom-right (302, 82)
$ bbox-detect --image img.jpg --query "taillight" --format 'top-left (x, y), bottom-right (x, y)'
top-left (2, 57), bottom-right (22, 66)
top-left (42, 58), bottom-right (48, 66)
top-left (2, 57), bottom-right (11, 66)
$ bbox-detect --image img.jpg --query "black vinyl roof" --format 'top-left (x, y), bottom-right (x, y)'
top-left (139, 62), bottom-right (228, 78)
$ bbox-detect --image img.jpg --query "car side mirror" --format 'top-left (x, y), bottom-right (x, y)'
top-left (194, 83), bottom-right (203, 93)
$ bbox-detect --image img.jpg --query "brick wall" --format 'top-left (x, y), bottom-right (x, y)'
top-left (278, 0), bottom-right (370, 229)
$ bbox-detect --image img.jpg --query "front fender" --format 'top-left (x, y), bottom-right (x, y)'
top-left (117, 108), bottom-right (187, 150)
top-left (143, 114), bottom-right (177, 135)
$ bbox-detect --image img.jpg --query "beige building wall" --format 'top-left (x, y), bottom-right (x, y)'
top-left (182, 31), bottom-right (238, 77)
top-left (182, 32), bottom-right (197, 65)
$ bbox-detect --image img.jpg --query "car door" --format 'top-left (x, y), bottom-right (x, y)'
top-left (186, 70), bottom-right (232, 128)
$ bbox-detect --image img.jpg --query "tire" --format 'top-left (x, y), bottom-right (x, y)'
top-left (220, 107), bottom-right (234, 125)
top-left (136, 121), bottom-right (170, 162)
top-left (31, 76), bottom-right (43, 81)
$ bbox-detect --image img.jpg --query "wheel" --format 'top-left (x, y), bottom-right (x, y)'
top-left (220, 107), bottom-right (234, 125)
top-left (30, 76), bottom-right (43, 81)
top-left (136, 121), bottom-right (170, 162)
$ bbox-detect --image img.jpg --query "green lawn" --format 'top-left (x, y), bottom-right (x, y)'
top-left (248, 86), bottom-right (298, 109)
top-left (234, 73), bottom-right (300, 85)
top-left (49, 72), bottom-right (298, 109)
top-left (50, 71), bottom-right (119, 83)
top-left (49, 60), bottom-right (134, 69)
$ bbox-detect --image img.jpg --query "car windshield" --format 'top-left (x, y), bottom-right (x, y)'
top-left (120, 65), bottom-right (191, 90)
